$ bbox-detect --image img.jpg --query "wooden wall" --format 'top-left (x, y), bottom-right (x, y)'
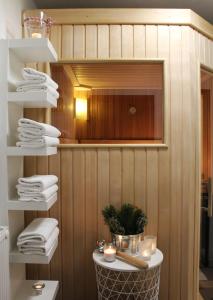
top-left (25, 22), bottom-right (213, 300)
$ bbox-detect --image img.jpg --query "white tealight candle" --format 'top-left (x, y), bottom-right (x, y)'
top-left (31, 32), bottom-right (42, 38)
top-left (144, 235), bottom-right (157, 254)
top-left (104, 244), bottom-right (116, 262)
top-left (140, 240), bottom-right (152, 261)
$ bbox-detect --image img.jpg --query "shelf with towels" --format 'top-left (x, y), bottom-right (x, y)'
top-left (8, 194), bottom-right (57, 211)
top-left (7, 146), bottom-right (57, 156)
top-left (8, 91), bottom-right (57, 108)
top-left (9, 38), bottom-right (57, 63)
top-left (9, 239), bottom-right (58, 264)
top-left (15, 280), bottom-right (59, 300)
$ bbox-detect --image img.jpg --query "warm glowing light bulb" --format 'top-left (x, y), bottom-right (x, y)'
top-left (75, 98), bottom-right (88, 120)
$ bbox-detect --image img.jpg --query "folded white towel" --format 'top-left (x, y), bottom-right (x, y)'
top-left (16, 83), bottom-right (59, 99)
top-left (16, 136), bottom-right (60, 148)
top-left (17, 218), bottom-right (58, 243)
top-left (18, 227), bottom-right (59, 255)
top-left (18, 192), bottom-right (57, 202)
top-left (21, 67), bottom-right (58, 90)
top-left (18, 238), bottom-right (58, 255)
top-left (18, 185), bottom-right (58, 201)
top-left (17, 175), bottom-right (58, 192)
top-left (18, 118), bottom-right (61, 138)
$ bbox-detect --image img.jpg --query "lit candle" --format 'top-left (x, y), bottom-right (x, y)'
top-left (140, 240), bottom-right (152, 261)
top-left (31, 32), bottom-right (42, 38)
top-left (144, 235), bottom-right (157, 254)
top-left (32, 282), bottom-right (45, 295)
top-left (104, 244), bottom-right (116, 262)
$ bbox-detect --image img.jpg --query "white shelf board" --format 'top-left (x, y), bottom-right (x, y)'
top-left (15, 280), bottom-right (59, 300)
top-left (8, 194), bottom-right (57, 211)
top-left (7, 147), bottom-right (57, 156)
top-left (9, 38), bottom-right (57, 63)
top-left (8, 91), bottom-right (57, 108)
top-left (10, 239), bottom-right (58, 264)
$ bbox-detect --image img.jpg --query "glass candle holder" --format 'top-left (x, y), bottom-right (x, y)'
top-left (24, 11), bottom-right (53, 39)
top-left (140, 240), bottom-right (152, 261)
top-left (144, 235), bottom-right (157, 254)
top-left (32, 281), bottom-right (45, 295)
top-left (104, 243), bottom-right (116, 262)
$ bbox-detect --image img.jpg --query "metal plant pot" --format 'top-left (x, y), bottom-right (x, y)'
top-left (113, 233), bottom-right (142, 255)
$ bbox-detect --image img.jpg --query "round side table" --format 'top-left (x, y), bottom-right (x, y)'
top-left (93, 249), bottom-right (163, 300)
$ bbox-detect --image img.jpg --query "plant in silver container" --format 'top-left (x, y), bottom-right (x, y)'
top-left (102, 203), bottom-right (148, 255)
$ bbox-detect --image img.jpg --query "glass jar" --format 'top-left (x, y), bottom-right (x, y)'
top-left (24, 11), bottom-right (53, 39)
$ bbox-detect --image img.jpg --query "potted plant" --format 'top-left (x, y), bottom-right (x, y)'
top-left (102, 203), bottom-right (147, 254)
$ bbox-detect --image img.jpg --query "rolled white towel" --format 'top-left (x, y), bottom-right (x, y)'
top-left (16, 136), bottom-right (59, 148)
top-left (16, 83), bottom-right (59, 99)
top-left (17, 218), bottom-right (58, 244)
top-left (17, 175), bottom-right (58, 192)
top-left (18, 227), bottom-right (59, 255)
top-left (17, 185), bottom-right (58, 201)
top-left (18, 118), bottom-right (61, 138)
top-left (21, 67), bottom-right (58, 90)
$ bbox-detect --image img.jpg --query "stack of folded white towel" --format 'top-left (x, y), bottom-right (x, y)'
top-left (16, 175), bottom-right (58, 202)
top-left (16, 118), bottom-right (61, 148)
top-left (16, 68), bottom-right (59, 100)
top-left (17, 218), bottom-right (59, 255)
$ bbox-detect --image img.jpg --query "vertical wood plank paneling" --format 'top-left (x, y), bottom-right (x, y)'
top-left (49, 152), bottom-right (62, 300)
top-left (181, 26), bottom-right (195, 300)
top-left (97, 25), bottom-right (109, 58)
top-left (50, 25), bottom-right (62, 60)
top-left (109, 149), bottom-right (122, 208)
top-left (134, 148), bottom-right (147, 228)
top-left (86, 25), bottom-right (98, 59)
top-left (74, 25), bottom-right (85, 59)
top-left (60, 149), bottom-right (74, 300)
top-left (169, 26), bottom-right (182, 300)
top-left (61, 25), bottom-right (73, 60)
top-left (157, 25), bottom-right (170, 300)
top-left (121, 25), bottom-right (133, 58)
top-left (85, 150), bottom-right (98, 299)
top-left (72, 149), bottom-right (86, 300)
top-left (199, 33), bottom-right (205, 64)
top-left (133, 25), bottom-right (146, 58)
top-left (109, 25), bottom-right (122, 58)
top-left (36, 156), bottom-right (50, 279)
top-left (122, 149), bottom-right (134, 204)
top-left (97, 149), bottom-right (110, 241)
top-left (145, 25), bottom-right (159, 237)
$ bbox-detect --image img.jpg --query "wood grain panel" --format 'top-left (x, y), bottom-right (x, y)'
top-left (60, 149), bottom-right (74, 300)
top-left (157, 25), bottom-right (170, 300)
top-left (133, 25), bottom-right (146, 58)
top-left (97, 149), bottom-right (110, 241)
top-left (97, 25), bottom-right (109, 58)
top-left (109, 149), bottom-right (122, 208)
top-left (121, 25), bottom-right (133, 58)
top-left (109, 25), bottom-right (121, 58)
top-left (72, 149), bottom-right (86, 300)
top-left (73, 25), bottom-right (85, 59)
top-left (169, 26), bottom-right (182, 300)
top-left (61, 25), bottom-right (73, 60)
top-left (122, 149), bottom-right (134, 204)
top-left (50, 25), bottom-right (62, 60)
top-left (85, 150), bottom-right (98, 299)
top-left (86, 25), bottom-right (97, 59)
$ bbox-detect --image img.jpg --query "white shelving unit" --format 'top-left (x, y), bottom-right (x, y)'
top-left (8, 194), bottom-right (57, 211)
top-left (8, 91), bottom-right (57, 108)
top-left (0, 38), bottom-right (59, 300)
top-left (9, 38), bottom-right (57, 63)
top-left (15, 280), bottom-right (59, 300)
top-left (7, 146), bottom-right (57, 156)
top-left (10, 240), bottom-right (58, 264)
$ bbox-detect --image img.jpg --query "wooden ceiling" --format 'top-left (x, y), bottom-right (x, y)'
top-left (63, 63), bottom-right (163, 89)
